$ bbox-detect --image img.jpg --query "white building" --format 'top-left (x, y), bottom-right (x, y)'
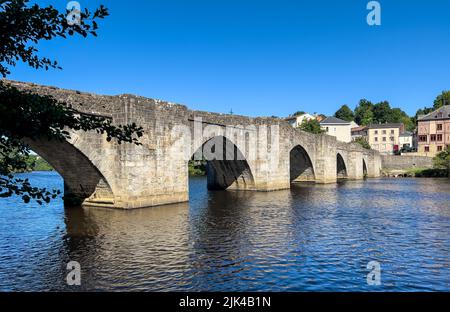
top-left (320, 117), bottom-right (352, 143)
top-left (285, 113), bottom-right (315, 128)
top-left (399, 131), bottom-right (414, 149)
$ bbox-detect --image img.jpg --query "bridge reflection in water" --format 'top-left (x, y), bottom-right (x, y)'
top-left (1, 172), bottom-right (447, 291)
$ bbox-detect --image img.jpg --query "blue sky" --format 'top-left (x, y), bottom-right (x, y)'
top-left (9, 0), bottom-right (450, 117)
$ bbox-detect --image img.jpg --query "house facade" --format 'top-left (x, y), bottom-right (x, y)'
top-left (366, 123), bottom-right (404, 155)
top-left (285, 113), bottom-right (315, 128)
top-left (398, 131), bottom-right (414, 150)
top-left (417, 105), bottom-right (450, 156)
top-left (351, 125), bottom-right (368, 141)
top-left (320, 117), bottom-right (352, 143)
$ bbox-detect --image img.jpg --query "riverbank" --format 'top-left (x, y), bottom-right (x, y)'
top-left (382, 167), bottom-right (449, 178)
top-left (7, 155), bottom-right (54, 173)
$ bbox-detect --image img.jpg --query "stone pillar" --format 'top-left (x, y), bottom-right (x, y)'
top-left (346, 150), bottom-right (364, 180)
top-left (366, 151), bottom-right (382, 178)
top-left (314, 134), bottom-right (337, 183)
top-left (108, 96), bottom-right (190, 209)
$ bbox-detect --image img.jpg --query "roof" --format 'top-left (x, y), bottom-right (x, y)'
top-left (320, 116), bottom-right (350, 125)
top-left (400, 131), bottom-right (413, 136)
top-left (366, 123), bottom-right (403, 129)
top-left (351, 126), bottom-right (367, 132)
top-left (417, 105), bottom-right (450, 121)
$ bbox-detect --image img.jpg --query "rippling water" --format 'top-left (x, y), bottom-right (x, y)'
top-left (0, 171), bottom-right (449, 291)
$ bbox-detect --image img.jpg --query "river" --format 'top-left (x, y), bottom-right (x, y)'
top-left (0, 171), bottom-right (449, 291)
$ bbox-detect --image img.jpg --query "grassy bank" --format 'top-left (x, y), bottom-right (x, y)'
top-left (406, 167), bottom-right (449, 178)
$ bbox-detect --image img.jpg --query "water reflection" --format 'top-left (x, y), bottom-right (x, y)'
top-left (0, 172), bottom-right (449, 291)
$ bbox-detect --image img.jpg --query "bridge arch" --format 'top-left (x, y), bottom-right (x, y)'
top-left (289, 145), bottom-right (315, 182)
top-left (24, 137), bottom-right (115, 206)
top-left (191, 135), bottom-right (255, 190)
top-left (336, 153), bottom-right (348, 179)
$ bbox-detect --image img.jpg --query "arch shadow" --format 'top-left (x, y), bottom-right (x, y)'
top-left (24, 137), bottom-right (114, 206)
top-left (289, 145), bottom-right (315, 183)
top-left (336, 153), bottom-right (348, 179)
top-left (363, 159), bottom-right (368, 178)
top-left (191, 136), bottom-right (255, 191)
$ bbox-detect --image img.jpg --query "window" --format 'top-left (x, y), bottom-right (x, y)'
top-left (391, 130), bottom-right (394, 134)
top-left (430, 134), bottom-right (437, 141)
top-left (382, 130), bottom-right (386, 134)
top-left (437, 134), bottom-right (443, 141)
top-left (374, 130), bottom-right (378, 135)
top-left (425, 146), bottom-right (430, 152)
top-left (382, 137), bottom-right (386, 142)
top-left (437, 146), bottom-right (443, 152)
top-left (375, 137), bottom-right (378, 142)
top-left (437, 124), bottom-right (443, 131)
top-left (390, 137), bottom-right (394, 142)
top-left (418, 135), bottom-right (427, 142)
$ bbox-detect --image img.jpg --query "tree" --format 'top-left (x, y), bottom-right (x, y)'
top-left (354, 137), bottom-right (371, 149)
top-left (334, 105), bottom-right (354, 122)
top-left (292, 110), bottom-right (306, 116)
top-left (0, 1), bottom-right (143, 204)
top-left (372, 101), bottom-right (391, 124)
top-left (388, 108), bottom-right (414, 131)
top-left (433, 146), bottom-right (450, 175)
top-left (433, 91), bottom-right (450, 109)
top-left (298, 119), bottom-right (325, 134)
top-left (354, 99), bottom-right (374, 126)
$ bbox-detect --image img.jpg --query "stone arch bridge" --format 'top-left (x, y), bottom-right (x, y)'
top-left (7, 81), bottom-right (381, 209)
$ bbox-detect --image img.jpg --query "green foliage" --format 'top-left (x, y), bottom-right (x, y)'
top-left (372, 101), bottom-right (391, 124)
top-left (27, 155), bottom-right (53, 171)
top-left (413, 91), bottom-right (450, 126)
top-left (354, 99), bottom-right (374, 126)
top-left (433, 146), bottom-right (450, 175)
top-left (298, 119), bottom-right (325, 134)
top-left (353, 99), bottom-right (414, 131)
top-left (0, 1), bottom-right (143, 204)
top-left (433, 91), bottom-right (450, 109)
top-left (334, 105), bottom-right (354, 122)
top-left (354, 137), bottom-right (371, 149)
top-left (188, 160), bottom-right (206, 176)
top-left (0, 154), bottom-right (53, 172)
top-left (408, 168), bottom-right (448, 178)
top-left (292, 111), bottom-right (306, 116)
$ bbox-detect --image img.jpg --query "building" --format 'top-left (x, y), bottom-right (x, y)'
top-left (351, 125), bottom-right (368, 141)
top-left (366, 123), bottom-right (404, 154)
top-left (417, 105), bottom-right (450, 156)
top-left (399, 131), bottom-right (414, 150)
top-left (285, 113), bottom-right (315, 128)
top-left (320, 117), bottom-right (352, 143)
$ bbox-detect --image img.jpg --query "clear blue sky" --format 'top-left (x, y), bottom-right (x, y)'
top-left (9, 0), bottom-right (450, 117)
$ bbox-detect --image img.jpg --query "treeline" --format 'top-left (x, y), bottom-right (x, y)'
top-left (0, 154), bottom-right (53, 173)
top-left (333, 91), bottom-right (450, 131)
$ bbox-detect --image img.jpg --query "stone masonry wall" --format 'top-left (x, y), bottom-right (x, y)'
top-left (381, 155), bottom-right (433, 171)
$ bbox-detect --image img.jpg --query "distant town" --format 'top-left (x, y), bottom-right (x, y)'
top-left (285, 91), bottom-right (450, 158)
